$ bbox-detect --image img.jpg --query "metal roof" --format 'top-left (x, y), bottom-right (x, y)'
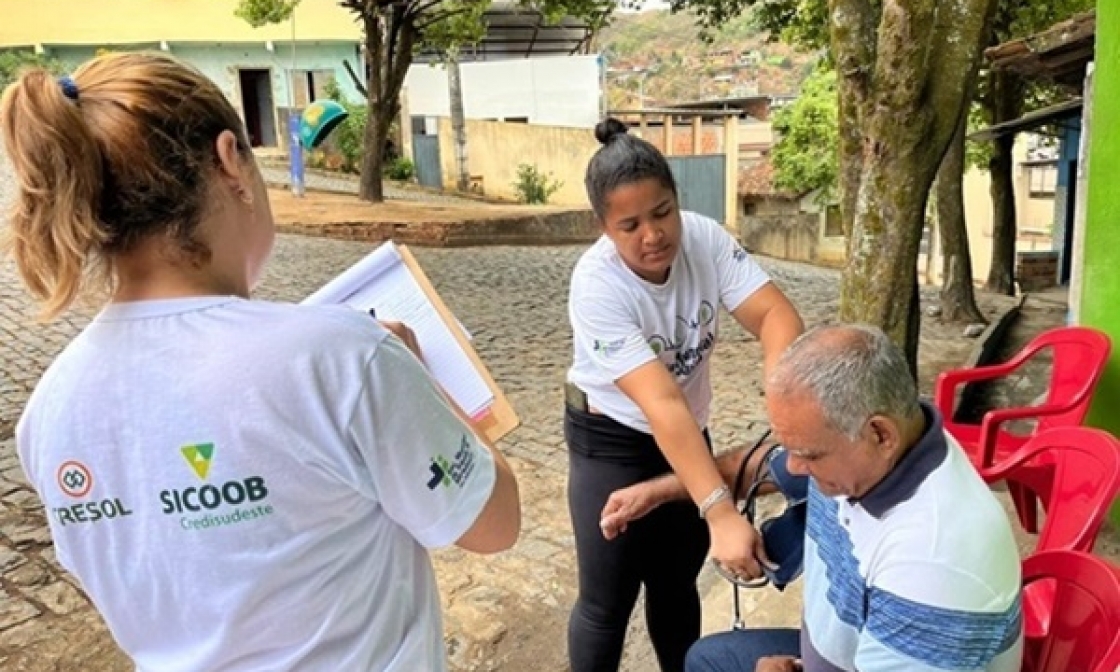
top-left (968, 98), bottom-right (1083, 142)
top-left (985, 11), bottom-right (1095, 91)
top-left (416, 4), bottom-right (595, 62)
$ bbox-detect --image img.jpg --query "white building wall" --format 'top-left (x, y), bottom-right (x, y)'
top-left (404, 54), bottom-right (600, 128)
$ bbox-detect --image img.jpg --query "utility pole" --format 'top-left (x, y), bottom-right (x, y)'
top-left (287, 9), bottom-right (304, 197)
top-left (448, 50), bottom-right (470, 192)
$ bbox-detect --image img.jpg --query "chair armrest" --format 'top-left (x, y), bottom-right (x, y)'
top-left (935, 364), bottom-right (1023, 421)
top-left (977, 397), bottom-right (1085, 466)
top-left (934, 340), bottom-right (1050, 413)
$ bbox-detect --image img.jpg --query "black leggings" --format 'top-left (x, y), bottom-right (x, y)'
top-left (565, 406), bottom-right (710, 672)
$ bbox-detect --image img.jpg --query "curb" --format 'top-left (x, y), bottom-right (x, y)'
top-left (955, 294), bottom-right (1027, 422)
top-left (962, 293), bottom-right (1027, 370)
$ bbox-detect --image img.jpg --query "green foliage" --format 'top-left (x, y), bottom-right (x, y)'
top-left (237, 0), bottom-right (617, 196)
top-left (322, 78), bottom-right (368, 173)
top-left (667, 0), bottom-right (828, 49)
top-left (385, 157), bottom-right (416, 181)
top-left (512, 164), bottom-right (563, 204)
top-left (0, 50), bottom-right (66, 90)
top-left (235, 0), bottom-right (297, 27)
top-left (771, 65), bottom-right (837, 196)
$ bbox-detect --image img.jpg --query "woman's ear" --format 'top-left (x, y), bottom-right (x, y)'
top-left (213, 130), bottom-right (250, 198)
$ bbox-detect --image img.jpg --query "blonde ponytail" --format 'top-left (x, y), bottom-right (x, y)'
top-left (1, 69), bottom-right (108, 320)
top-left (1, 52), bottom-right (250, 321)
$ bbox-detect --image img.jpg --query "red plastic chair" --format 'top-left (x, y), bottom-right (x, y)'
top-left (935, 326), bottom-right (1111, 532)
top-left (980, 427), bottom-right (1120, 555)
top-left (981, 427), bottom-right (1120, 639)
top-left (1020, 550), bottom-right (1120, 672)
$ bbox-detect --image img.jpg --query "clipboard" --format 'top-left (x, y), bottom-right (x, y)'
top-left (302, 242), bottom-right (519, 444)
top-left (395, 245), bottom-right (519, 443)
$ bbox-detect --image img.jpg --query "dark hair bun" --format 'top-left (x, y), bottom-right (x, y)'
top-left (594, 117), bottom-right (629, 145)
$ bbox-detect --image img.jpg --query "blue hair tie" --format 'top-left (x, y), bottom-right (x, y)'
top-left (58, 76), bottom-right (79, 102)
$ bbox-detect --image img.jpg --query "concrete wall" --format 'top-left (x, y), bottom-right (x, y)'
top-left (49, 42), bottom-right (365, 148)
top-left (436, 118), bottom-right (600, 205)
top-left (924, 135), bottom-right (1057, 285)
top-left (739, 213), bottom-right (822, 264)
top-left (406, 55), bottom-right (600, 128)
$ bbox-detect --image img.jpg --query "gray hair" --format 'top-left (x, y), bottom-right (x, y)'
top-left (585, 117), bottom-right (677, 218)
top-left (767, 324), bottom-right (920, 438)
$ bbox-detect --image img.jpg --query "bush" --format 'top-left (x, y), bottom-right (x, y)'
top-left (385, 157), bottom-right (415, 181)
top-left (0, 51), bottom-right (66, 90)
top-left (320, 78), bottom-right (367, 173)
top-left (512, 164), bottom-right (563, 205)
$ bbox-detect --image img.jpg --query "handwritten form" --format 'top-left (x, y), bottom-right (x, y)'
top-left (302, 242), bottom-right (495, 418)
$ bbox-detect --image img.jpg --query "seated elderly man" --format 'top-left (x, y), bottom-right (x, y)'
top-left (599, 324), bottom-right (1022, 672)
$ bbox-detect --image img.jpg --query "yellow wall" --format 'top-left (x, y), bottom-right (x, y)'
top-left (954, 161), bottom-right (1054, 286)
top-left (0, 0), bottom-right (359, 48)
top-left (436, 118), bottom-right (600, 206)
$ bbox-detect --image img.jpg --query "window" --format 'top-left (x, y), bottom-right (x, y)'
top-left (1027, 162), bottom-right (1058, 198)
top-left (824, 205), bottom-right (844, 237)
top-left (290, 69), bottom-right (336, 108)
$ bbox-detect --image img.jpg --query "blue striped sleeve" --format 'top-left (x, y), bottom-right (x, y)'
top-left (863, 586), bottom-right (1022, 670)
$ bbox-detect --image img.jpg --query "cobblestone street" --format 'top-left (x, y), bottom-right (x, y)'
top-left (1, 152), bottom-right (1019, 670)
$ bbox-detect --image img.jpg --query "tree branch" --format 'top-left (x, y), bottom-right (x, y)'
top-left (415, 6), bottom-right (472, 31)
top-left (870, 0), bottom-right (937, 112)
top-left (922, 0), bottom-right (999, 157)
top-left (343, 59), bottom-right (369, 98)
top-left (829, 0), bottom-right (876, 105)
top-left (407, 0), bottom-right (445, 21)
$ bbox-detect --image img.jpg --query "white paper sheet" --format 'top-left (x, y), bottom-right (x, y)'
top-left (302, 242), bottom-right (494, 418)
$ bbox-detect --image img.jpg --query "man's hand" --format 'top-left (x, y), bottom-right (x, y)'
top-left (755, 655), bottom-right (802, 672)
top-left (379, 320), bottom-right (423, 361)
top-left (599, 480), bottom-right (666, 540)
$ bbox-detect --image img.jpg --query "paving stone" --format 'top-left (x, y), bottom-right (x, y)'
top-left (6, 560), bottom-right (51, 588)
top-left (0, 589), bottom-right (40, 631)
top-left (3, 521), bottom-right (52, 548)
top-left (0, 546), bottom-right (26, 573)
top-left (37, 580), bottom-right (88, 616)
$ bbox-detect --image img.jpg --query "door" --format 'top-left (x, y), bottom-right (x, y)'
top-left (667, 155), bottom-right (727, 223)
top-left (238, 69), bottom-right (277, 148)
top-left (413, 135), bottom-right (442, 188)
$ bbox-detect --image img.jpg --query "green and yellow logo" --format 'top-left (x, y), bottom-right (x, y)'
top-left (162, 441), bottom-right (274, 531)
top-left (180, 443), bottom-right (215, 480)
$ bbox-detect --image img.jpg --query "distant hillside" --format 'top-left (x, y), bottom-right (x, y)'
top-left (594, 9), bottom-right (819, 109)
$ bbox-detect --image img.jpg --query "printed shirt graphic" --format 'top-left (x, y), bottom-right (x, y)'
top-left (568, 211), bottom-right (770, 433)
top-left (16, 296), bottom-right (494, 672)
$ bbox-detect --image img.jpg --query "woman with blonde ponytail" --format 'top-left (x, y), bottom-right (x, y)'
top-left (2, 52), bottom-right (519, 672)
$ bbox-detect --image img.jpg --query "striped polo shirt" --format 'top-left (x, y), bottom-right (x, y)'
top-left (799, 404), bottom-right (1023, 672)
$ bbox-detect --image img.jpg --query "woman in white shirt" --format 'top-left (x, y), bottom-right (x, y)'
top-left (3, 51), bottom-right (519, 672)
top-left (565, 118), bottom-right (804, 672)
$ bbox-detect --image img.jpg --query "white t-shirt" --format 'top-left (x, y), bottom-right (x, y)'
top-left (567, 211), bottom-right (771, 433)
top-left (17, 296), bottom-right (496, 672)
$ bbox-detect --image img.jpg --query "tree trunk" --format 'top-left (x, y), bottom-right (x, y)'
top-left (937, 113), bottom-right (987, 323)
top-left (358, 8), bottom-right (415, 203)
top-left (986, 134), bottom-right (1017, 294)
top-left (985, 70), bottom-right (1024, 294)
top-left (359, 14), bottom-right (385, 202)
top-left (839, 152), bottom-right (931, 378)
top-left (831, 0), bottom-right (997, 377)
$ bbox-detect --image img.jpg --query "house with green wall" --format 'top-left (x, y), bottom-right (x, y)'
top-left (0, 0), bottom-right (366, 148)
